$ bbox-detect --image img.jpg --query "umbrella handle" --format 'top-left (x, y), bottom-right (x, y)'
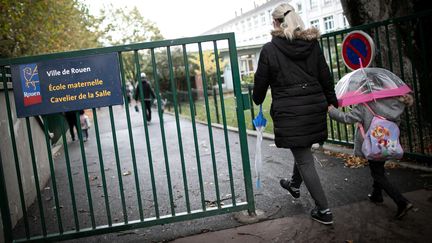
top-left (259, 104), bottom-right (263, 113)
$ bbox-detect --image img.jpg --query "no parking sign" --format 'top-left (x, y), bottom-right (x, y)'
top-left (342, 31), bottom-right (375, 70)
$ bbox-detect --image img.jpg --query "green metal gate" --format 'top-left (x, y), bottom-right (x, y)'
top-left (0, 33), bottom-right (255, 242)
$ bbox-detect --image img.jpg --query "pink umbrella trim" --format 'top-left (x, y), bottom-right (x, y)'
top-left (338, 85), bottom-right (412, 107)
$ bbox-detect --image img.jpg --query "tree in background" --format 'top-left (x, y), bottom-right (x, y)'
top-left (97, 5), bottom-right (164, 83)
top-left (192, 50), bottom-right (228, 90)
top-left (340, 0), bottom-right (432, 123)
top-left (0, 0), bottom-right (101, 58)
top-left (142, 47), bottom-right (200, 102)
top-left (98, 6), bottom-right (163, 46)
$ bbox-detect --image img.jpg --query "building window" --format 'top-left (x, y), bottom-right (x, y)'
top-left (260, 13), bottom-right (266, 26)
top-left (253, 15), bottom-right (259, 28)
top-left (343, 15), bottom-right (348, 27)
top-left (241, 20), bottom-right (245, 32)
top-left (310, 0), bottom-right (318, 9)
top-left (247, 17), bottom-right (252, 30)
top-left (240, 54), bottom-right (256, 77)
top-left (324, 15), bottom-right (334, 32)
top-left (310, 19), bottom-right (319, 29)
top-left (323, 0), bottom-right (332, 5)
top-left (297, 3), bottom-right (302, 12)
top-left (268, 9), bottom-right (272, 25)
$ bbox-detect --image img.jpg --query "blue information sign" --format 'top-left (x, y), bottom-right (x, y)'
top-left (11, 52), bottom-right (123, 118)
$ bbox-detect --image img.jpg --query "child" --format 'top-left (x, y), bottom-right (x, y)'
top-left (328, 94), bottom-right (413, 219)
top-left (79, 110), bottom-right (91, 141)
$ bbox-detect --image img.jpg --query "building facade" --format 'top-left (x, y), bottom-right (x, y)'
top-left (203, 0), bottom-right (348, 90)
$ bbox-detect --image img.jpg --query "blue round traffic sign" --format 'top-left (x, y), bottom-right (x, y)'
top-left (342, 31), bottom-right (375, 70)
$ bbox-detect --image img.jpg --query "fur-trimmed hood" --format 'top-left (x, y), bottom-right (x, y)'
top-left (270, 27), bottom-right (320, 40)
top-left (270, 27), bottom-right (321, 60)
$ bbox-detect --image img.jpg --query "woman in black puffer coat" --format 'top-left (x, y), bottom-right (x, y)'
top-left (253, 2), bottom-right (338, 225)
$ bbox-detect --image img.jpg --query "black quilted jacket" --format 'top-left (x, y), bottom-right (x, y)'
top-left (253, 34), bottom-right (338, 148)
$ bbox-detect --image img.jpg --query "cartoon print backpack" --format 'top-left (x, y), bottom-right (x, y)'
top-left (359, 103), bottom-right (404, 161)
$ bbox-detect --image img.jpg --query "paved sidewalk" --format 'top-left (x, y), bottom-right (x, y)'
top-left (172, 189), bottom-right (432, 243)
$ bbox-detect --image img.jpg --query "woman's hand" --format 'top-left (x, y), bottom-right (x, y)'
top-left (328, 105), bottom-right (335, 111)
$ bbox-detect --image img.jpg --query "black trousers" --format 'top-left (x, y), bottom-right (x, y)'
top-left (369, 160), bottom-right (408, 206)
top-left (290, 147), bottom-right (329, 210)
top-left (144, 100), bottom-right (152, 121)
top-left (65, 112), bottom-right (77, 140)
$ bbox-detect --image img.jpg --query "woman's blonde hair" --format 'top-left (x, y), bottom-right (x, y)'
top-left (272, 3), bottom-right (305, 40)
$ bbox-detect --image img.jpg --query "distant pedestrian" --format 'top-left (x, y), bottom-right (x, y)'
top-left (134, 72), bottom-right (156, 122)
top-left (253, 3), bottom-right (338, 225)
top-left (329, 95), bottom-right (414, 219)
top-left (79, 110), bottom-right (91, 141)
top-left (64, 111), bottom-right (78, 141)
top-left (125, 81), bottom-right (134, 106)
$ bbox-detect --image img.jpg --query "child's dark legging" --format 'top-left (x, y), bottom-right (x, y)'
top-left (369, 160), bottom-right (409, 206)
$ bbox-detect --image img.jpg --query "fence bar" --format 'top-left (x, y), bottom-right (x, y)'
top-left (137, 50), bottom-right (172, 217)
top-left (198, 42), bottom-right (222, 209)
top-left (418, 19), bottom-right (430, 153)
top-left (42, 116), bottom-right (64, 233)
top-left (26, 118), bottom-right (47, 235)
top-left (181, 45), bottom-right (206, 211)
top-left (384, 24), bottom-right (394, 71)
top-left (1, 67), bottom-right (30, 238)
top-left (333, 35), bottom-right (349, 142)
top-left (166, 46), bottom-right (191, 214)
top-left (213, 41), bottom-right (236, 206)
top-left (119, 52), bottom-right (143, 221)
top-left (59, 118), bottom-right (79, 231)
top-left (91, 109), bottom-right (112, 226)
top-left (108, 107), bottom-right (128, 223)
top-left (248, 84), bottom-right (255, 130)
top-left (325, 36), bottom-right (339, 141)
top-left (149, 49), bottom-right (162, 218)
top-left (341, 33), bottom-right (356, 141)
top-left (212, 87), bottom-right (220, 124)
top-left (228, 36), bottom-right (255, 213)
top-left (0, 115), bottom-right (13, 243)
top-left (374, 27), bottom-right (383, 67)
top-left (75, 111), bottom-right (96, 228)
top-left (396, 25), bottom-right (414, 152)
top-left (406, 22), bottom-right (425, 154)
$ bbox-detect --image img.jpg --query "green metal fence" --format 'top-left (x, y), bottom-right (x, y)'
top-left (0, 33), bottom-right (255, 242)
top-left (319, 10), bottom-right (432, 161)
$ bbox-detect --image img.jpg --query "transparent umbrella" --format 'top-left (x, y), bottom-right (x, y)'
top-left (253, 105), bottom-right (267, 189)
top-left (335, 67), bottom-right (411, 107)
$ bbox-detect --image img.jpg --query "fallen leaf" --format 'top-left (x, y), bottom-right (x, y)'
top-left (123, 171), bottom-right (131, 176)
top-left (384, 161), bottom-right (401, 169)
